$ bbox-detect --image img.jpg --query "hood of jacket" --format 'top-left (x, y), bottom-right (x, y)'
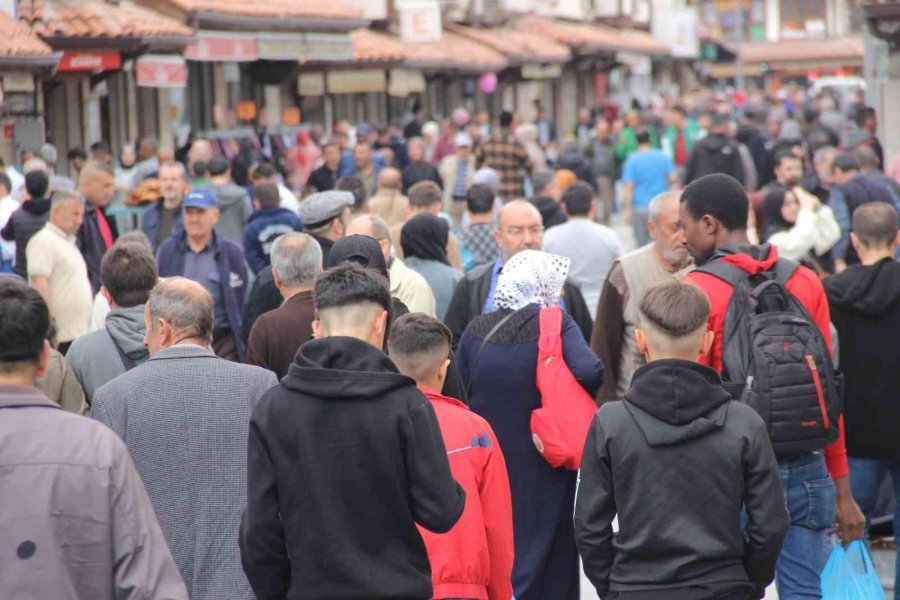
top-left (22, 196), bottom-right (50, 216)
top-left (698, 133), bottom-right (733, 153)
top-left (248, 205), bottom-right (295, 224)
top-left (623, 359), bottom-right (732, 446)
top-left (212, 182), bottom-right (249, 209)
top-left (105, 304), bottom-right (150, 359)
top-left (530, 196), bottom-right (565, 224)
top-left (282, 336), bottom-right (415, 399)
top-left (825, 257), bottom-right (900, 316)
top-left (709, 242), bottom-right (778, 275)
top-left (841, 125), bottom-right (874, 151)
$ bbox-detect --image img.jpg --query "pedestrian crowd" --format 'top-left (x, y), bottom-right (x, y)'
top-left (2, 86), bottom-right (900, 600)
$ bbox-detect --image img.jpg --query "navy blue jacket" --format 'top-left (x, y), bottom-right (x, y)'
top-left (157, 231), bottom-right (249, 357)
top-left (142, 203), bottom-right (184, 252)
top-left (242, 206), bottom-right (302, 275)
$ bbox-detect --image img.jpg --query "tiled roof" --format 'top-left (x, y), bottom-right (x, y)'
top-left (351, 29), bottom-right (407, 64)
top-left (516, 16), bottom-right (669, 56)
top-left (740, 36), bottom-right (863, 65)
top-left (151, 0), bottom-right (363, 20)
top-left (447, 24), bottom-right (570, 64)
top-left (0, 10), bottom-right (54, 57)
top-left (19, 0), bottom-right (193, 40)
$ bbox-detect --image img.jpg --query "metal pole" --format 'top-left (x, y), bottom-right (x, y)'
top-left (735, 0), bottom-right (745, 92)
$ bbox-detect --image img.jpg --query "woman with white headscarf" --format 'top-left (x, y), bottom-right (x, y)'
top-left (456, 249), bottom-right (604, 600)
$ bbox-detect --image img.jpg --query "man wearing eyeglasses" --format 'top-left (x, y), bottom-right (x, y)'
top-left (444, 200), bottom-right (593, 344)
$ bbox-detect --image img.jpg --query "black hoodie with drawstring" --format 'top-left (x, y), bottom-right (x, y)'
top-left (575, 359), bottom-right (789, 600)
top-left (825, 258), bottom-right (900, 460)
top-left (240, 336), bottom-right (466, 600)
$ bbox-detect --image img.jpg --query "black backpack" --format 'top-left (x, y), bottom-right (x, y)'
top-left (698, 256), bottom-right (842, 455)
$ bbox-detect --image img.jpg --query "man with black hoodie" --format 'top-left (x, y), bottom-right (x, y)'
top-left (684, 114), bottom-right (745, 187)
top-left (576, 281), bottom-right (788, 600)
top-left (241, 263), bottom-right (465, 600)
top-left (1, 169), bottom-right (51, 279)
top-left (824, 202), bottom-right (900, 597)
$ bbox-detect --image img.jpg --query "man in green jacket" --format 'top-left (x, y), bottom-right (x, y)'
top-left (661, 105), bottom-right (702, 175)
top-left (615, 111), bottom-right (660, 163)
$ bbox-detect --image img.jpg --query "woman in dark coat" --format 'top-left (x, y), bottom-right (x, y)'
top-left (456, 249), bottom-right (604, 600)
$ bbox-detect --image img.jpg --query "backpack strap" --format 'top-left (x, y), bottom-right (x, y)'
top-left (466, 309), bottom-right (520, 397)
top-left (695, 260), bottom-right (751, 288)
top-left (772, 257), bottom-right (800, 285)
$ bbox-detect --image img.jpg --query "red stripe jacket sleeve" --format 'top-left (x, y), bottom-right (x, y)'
top-left (479, 423), bottom-right (515, 600)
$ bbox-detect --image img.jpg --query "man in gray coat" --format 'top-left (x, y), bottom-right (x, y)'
top-left (93, 277), bottom-right (277, 600)
top-left (0, 276), bottom-right (187, 599)
top-left (66, 240), bottom-right (157, 403)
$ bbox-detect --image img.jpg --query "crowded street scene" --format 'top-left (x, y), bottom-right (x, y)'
top-left (3, 0), bottom-right (900, 599)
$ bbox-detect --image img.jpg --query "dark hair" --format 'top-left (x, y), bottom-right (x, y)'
top-left (0, 172), bottom-right (11, 194)
top-left (67, 147), bottom-right (87, 161)
top-left (100, 243), bottom-right (158, 307)
top-left (400, 213), bottom-right (449, 265)
top-left (635, 128), bottom-right (651, 145)
top-left (191, 160), bottom-right (209, 178)
top-left (254, 162), bottom-right (277, 180)
top-left (89, 141), bottom-right (110, 154)
top-left (562, 181), bottom-right (593, 216)
top-left (711, 113), bottom-right (732, 131)
top-left (314, 263), bottom-right (392, 314)
top-left (25, 169), bottom-right (49, 198)
top-left (833, 153), bottom-right (860, 173)
top-left (254, 182), bottom-right (280, 208)
top-left (672, 105), bottom-right (687, 116)
top-left (759, 189), bottom-right (792, 240)
top-left (499, 111), bottom-right (513, 129)
top-left (854, 106), bottom-right (876, 128)
top-left (336, 176), bottom-right (368, 210)
top-left (408, 181), bottom-right (443, 209)
top-left (531, 171), bottom-right (556, 196)
top-left (639, 281), bottom-right (710, 337)
top-left (208, 155), bottom-right (230, 176)
top-left (853, 202), bottom-right (898, 248)
top-left (0, 276), bottom-right (50, 370)
top-left (388, 313), bottom-right (452, 381)
top-left (466, 184), bottom-right (495, 214)
top-left (773, 150), bottom-right (801, 169)
top-left (681, 173), bottom-right (748, 231)
top-left (852, 145), bottom-right (878, 170)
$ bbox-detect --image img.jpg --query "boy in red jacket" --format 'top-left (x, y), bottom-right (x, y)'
top-left (389, 313), bottom-right (514, 600)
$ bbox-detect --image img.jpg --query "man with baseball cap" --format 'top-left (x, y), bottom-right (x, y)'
top-left (156, 187), bottom-right (249, 361)
top-left (299, 190), bottom-right (354, 266)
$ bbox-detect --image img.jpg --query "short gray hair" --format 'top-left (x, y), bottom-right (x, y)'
top-left (147, 277), bottom-right (213, 342)
top-left (271, 233), bottom-right (323, 287)
top-left (813, 146), bottom-right (837, 167)
top-left (649, 190), bottom-right (681, 223)
top-left (51, 190), bottom-right (85, 209)
top-left (159, 160), bottom-right (187, 179)
top-left (38, 143), bottom-right (58, 166)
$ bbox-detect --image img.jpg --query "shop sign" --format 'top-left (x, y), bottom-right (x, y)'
top-left (2, 73), bottom-right (35, 93)
top-left (651, 7), bottom-right (699, 58)
top-left (521, 63), bottom-right (562, 80)
top-left (327, 70), bottom-right (387, 94)
top-left (58, 51), bottom-right (121, 73)
top-left (388, 68), bottom-right (426, 97)
top-left (136, 55), bottom-right (187, 88)
top-left (236, 100), bottom-right (257, 121)
top-left (257, 34), bottom-right (306, 61)
top-left (298, 72), bottom-right (326, 96)
top-left (185, 33), bottom-right (257, 62)
top-left (282, 107), bottom-right (301, 126)
top-left (303, 33), bottom-right (354, 62)
top-left (398, 0), bottom-right (441, 43)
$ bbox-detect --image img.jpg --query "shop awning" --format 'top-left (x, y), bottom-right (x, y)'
top-left (140, 0), bottom-right (368, 33)
top-left (185, 32), bottom-right (257, 61)
top-left (447, 24), bottom-right (570, 67)
top-left (19, 0), bottom-right (194, 52)
top-left (186, 31), bottom-right (353, 63)
top-left (739, 36), bottom-right (863, 70)
top-left (515, 16), bottom-right (669, 58)
top-left (0, 10), bottom-right (59, 72)
top-left (136, 54), bottom-right (188, 88)
top-left (345, 28), bottom-right (506, 73)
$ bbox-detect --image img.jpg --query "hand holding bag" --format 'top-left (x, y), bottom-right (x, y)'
top-left (531, 306), bottom-right (599, 471)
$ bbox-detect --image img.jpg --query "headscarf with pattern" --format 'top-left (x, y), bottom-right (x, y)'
top-left (494, 250), bottom-right (570, 311)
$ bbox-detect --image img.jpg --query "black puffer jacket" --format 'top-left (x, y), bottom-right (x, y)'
top-left (684, 133), bottom-right (745, 186)
top-left (575, 359), bottom-right (789, 599)
top-left (825, 258), bottom-right (900, 460)
top-left (1, 196), bottom-right (50, 279)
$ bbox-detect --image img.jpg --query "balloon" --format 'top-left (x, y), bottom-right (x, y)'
top-left (478, 72), bottom-right (497, 95)
top-left (452, 107), bottom-right (470, 127)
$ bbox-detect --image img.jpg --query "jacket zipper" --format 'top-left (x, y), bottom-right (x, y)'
top-left (805, 354), bottom-right (829, 430)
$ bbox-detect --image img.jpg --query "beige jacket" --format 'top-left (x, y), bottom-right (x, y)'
top-left (389, 257), bottom-right (437, 317)
top-left (0, 385), bottom-right (187, 600)
top-left (36, 349), bottom-right (88, 415)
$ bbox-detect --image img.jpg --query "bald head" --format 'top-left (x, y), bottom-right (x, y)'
top-left (378, 168), bottom-right (402, 191)
top-left (144, 277), bottom-right (214, 355)
top-left (346, 214), bottom-right (393, 263)
top-left (496, 200), bottom-right (544, 261)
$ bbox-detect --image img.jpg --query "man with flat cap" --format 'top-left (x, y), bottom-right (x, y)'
top-left (157, 187), bottom-right (248, 361)
top-left (299, 189), bottom-right (354, 266)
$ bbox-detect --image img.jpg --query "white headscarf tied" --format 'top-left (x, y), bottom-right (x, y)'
top-left (494, 250), bottom-right (570, 311)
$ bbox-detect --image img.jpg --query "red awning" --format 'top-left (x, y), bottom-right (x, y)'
top-left (184, 33), bottom-right (257, 62)
top-left (136, 55), bottom-right (187, 88)
top-left (58, 50), bottom-right (121, 72)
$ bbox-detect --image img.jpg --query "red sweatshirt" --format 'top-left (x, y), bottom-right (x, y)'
top-left (685, 246), bottom-right (849, 480)
top-left (418, 388), bottom-right (514, 600)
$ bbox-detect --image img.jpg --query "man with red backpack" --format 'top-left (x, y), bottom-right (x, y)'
top-left (681, 174), bottom-right (866, 599)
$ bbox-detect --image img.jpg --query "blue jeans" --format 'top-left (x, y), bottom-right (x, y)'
top-left (776, 452), bottom-right (836, 600)
top-left (849, 456), bottom-right (900, 600)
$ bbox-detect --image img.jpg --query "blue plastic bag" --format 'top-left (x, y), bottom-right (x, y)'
top-left (821, 541), bottom-right (887, 600)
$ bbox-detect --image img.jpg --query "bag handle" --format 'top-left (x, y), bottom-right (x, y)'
top-left (538, 306), bottom-right (563, 360)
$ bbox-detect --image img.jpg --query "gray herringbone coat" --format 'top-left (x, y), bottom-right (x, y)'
top-left (93, 344), bottom-right (277, 600)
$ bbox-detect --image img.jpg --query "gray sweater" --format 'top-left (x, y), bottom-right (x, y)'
top-left (66, 304), bottom-right (149, 404)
